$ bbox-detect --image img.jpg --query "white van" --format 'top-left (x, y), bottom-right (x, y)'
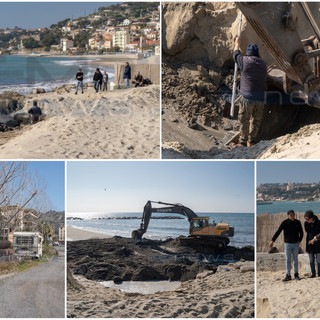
top-left (13, 232), bottom-right (43, 259)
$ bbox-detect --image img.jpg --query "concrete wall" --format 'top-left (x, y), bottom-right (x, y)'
top-left (114, 63), bottom-right (160, 86)
top-left (257, 212), bottom-right (320, 253)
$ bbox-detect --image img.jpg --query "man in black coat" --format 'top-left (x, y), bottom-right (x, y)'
top-left (304, 210), bottom-right (320, 277)
top-left (269, 210), bottom-right (303, 281)
top-left (93, 68), bottom-right (103, 93)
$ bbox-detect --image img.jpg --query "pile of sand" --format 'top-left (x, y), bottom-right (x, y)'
top-left (0, 85), bottom-right (160, 159)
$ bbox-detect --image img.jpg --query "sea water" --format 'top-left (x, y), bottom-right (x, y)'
top-left (0, 55), bottom-right (114, 95)
top-left (257, 201), bottom-right (320, 215)
top-left (99, 280), bottom-right (181, 295)
top-left (67, 212), bottom-right (254, 247)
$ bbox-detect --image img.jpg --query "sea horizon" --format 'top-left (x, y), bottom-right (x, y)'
top-left (257, 200), bottom-right (320, 215)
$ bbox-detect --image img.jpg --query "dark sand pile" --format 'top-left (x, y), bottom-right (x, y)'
top-left (67, 236), bottom-right (253, 283)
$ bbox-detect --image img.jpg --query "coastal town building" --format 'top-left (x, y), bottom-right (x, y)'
top-left (0, 205), bottom-right (39, 240)
top-left (113, 29), bottom-right (131, 51)
top-left (58, 224), bottom-right (65, 243)
top-left (61, 38), bottom-right (74, 52)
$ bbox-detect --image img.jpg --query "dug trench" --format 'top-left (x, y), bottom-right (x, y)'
top-left (162, 2), bottom-right (320, 159)
top-left (67, 236), bottom-right (253, 284)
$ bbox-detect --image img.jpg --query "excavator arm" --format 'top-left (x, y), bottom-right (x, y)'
top-left (132, 201), bottom-right (197, 241)
top-left (237, 2), bottom-right (320, 106)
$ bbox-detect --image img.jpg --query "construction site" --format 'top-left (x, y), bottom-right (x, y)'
top-left (67, 235), bottom-right (254, 318)
top-left (162, 2), bottom-right (320, 159)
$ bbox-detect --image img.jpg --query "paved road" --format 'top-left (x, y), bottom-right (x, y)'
top-left (0, 245), bottom-right (65, 318)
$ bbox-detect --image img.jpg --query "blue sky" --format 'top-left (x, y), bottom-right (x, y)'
top-left (0, 2), bottom-right (118, 29)
top-left (257, 161), bottom-right (320, 185)
top-left (67, 161), bottom-right (255, 215)
top-left (29, 161), bottom-right (65, 211)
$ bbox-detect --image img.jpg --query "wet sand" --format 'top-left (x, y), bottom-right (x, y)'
top-left (67, 225), bottom-right (111, 241)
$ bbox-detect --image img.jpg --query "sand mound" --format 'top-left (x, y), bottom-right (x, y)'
top-left (0, 85), bottom-right (160, 159)
top-left (68, 236), bottom-right (253, 284)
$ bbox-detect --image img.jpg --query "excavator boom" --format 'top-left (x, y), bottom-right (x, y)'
top-left (237, 2), bottom-right (320, 106)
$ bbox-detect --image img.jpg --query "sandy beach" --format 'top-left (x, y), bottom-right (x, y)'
top-left (0, 84), bottom-right (160, 159)
top-left (67, 232), bottom-right (254, 318)
top-left (257, 269), bottom-right (320, 318)
top-left (68, 263), bottom-right (254, 318)
top-left (67, 225), bottom-right (111, 241)
top-left (257, 252), bottom-right (320, 318)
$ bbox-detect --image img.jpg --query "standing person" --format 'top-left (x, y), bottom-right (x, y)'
top-left (102, 71), bottom-right (108, 91)
top-left (93, 68), bottom-right (103, 93)
top-left (123, 62), bottom-right (131, 89)
top-left (28, 101), bottom-right (42, 124)
top-left (233, 36), bottom-right (267, 147)
top-left (75, 68), bottom-right (84, 94)
top-left (269, 210), bottom-right (303, 281)
top-left (304, 210), bottom-right (320, 278)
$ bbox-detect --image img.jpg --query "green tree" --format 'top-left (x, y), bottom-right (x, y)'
top-left (22, 37), bottom-right (40, 49)
top-left (37, 221), bottom-right (55, 243)
top-left (74, 31), bottom-right (90, 48)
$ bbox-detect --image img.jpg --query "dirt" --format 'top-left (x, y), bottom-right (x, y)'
top-left (162, 2), bottom-right (320, 159)
top-left (67, 236), bottom-right (254, 284)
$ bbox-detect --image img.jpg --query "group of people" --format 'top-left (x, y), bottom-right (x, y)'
top-left (74, 62), bottom-right (147, 94)
top-left (75, 68), bottom-right (109, 94)
top-left (269, 209), bottom-right (320, 281)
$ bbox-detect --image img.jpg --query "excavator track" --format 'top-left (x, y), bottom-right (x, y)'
top-left (179, 235), bottom-right (230, 251)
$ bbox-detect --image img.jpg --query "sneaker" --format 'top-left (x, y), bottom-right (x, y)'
top-left (294, 273), bottom-right (301, 280)
top-left (309, 274), bottom-right (316, 278)
top-left (282, 274), bottom-right (291, 282)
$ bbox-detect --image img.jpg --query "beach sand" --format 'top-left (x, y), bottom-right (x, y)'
top-left (257, 270), bottom-right (320, 318)
top-left (67, 226), bottom-right (111, 241)
top-left (68, 264), bottom-right (254, 318)
top-left (0, 85), bottom-right (160, 159)
top-left (257, 253), bottom-right (320, 318)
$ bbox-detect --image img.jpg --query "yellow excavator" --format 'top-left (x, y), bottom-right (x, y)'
top-left (132, 201), bottom-right (234, 249)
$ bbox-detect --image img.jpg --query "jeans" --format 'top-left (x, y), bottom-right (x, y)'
top-left (94, 81), bottom-right (99, 92)
top-left (125, 78), bottom-right (130, 89)
top-left (284, 242), bottom-right (299, 275)
top-left (75, 80), bottom-right (83, 93)
top-left (309, 253), bottom-right (320, 276)
top-left (103, 82), bottom-right (107, 91)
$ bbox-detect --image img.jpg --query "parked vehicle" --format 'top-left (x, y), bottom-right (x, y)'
top-left (13, 232), bottom-right (43, 259)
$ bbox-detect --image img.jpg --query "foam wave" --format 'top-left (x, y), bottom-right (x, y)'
top-left (0, 71), bottom-right (115, 95)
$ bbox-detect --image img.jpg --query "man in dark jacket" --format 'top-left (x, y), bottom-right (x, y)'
top-left (28, 101), bottom-right (42, 124)
top-left (304, 210), bottom-right (320, 277)
top-left (75, 68), bottom-right (84, 94)
top-left (269, 210), bottom-right (303, 281)
top-left (123, 62), bottom-right (131, 89)
top-left (93, 68), bottom-right (103, 93)
top-left (233, 36), bottom-right (267, 147)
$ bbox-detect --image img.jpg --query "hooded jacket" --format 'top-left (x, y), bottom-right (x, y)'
top-left (304, 215), bottom-right (320, 254)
